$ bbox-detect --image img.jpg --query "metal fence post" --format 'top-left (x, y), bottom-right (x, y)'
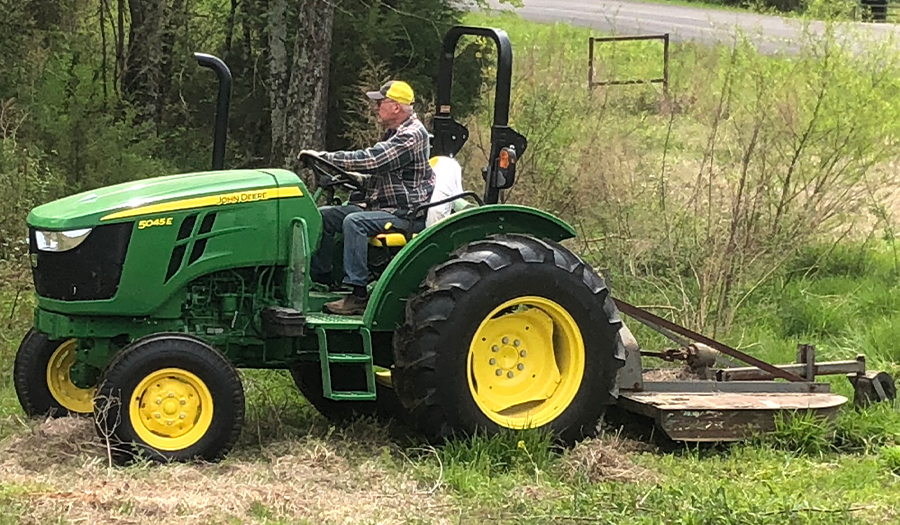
top-left (663, 33), bottom-right (670, 99)
top-left (588, 37), bottom-right (595, 93)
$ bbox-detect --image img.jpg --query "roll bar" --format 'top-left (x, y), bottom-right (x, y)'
top-left (432, 26), bottom-right (527, 205)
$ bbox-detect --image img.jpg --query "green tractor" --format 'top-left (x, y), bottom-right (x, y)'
top-left (14, 26), bottom-right (625, 462)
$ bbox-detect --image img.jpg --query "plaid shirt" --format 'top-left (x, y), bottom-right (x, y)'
top-left (322, 114), bottom-right (435, 215)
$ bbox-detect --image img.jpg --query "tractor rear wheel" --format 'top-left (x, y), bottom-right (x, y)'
top-left (94, 334), bottom-right (244, 463)
top-left (14, 329), bottom-right (96, 417)
top-left (393, 234), bottom-right (624, 443)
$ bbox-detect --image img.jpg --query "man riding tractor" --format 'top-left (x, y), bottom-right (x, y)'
top-left (304, 80), bottom-right (434, 316)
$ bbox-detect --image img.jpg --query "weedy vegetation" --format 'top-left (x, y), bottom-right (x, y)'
top-left (2, 9), bottom-right (900, 525)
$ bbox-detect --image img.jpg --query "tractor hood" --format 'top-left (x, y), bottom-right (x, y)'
top-left (27, 169), bottom-right (300, 230)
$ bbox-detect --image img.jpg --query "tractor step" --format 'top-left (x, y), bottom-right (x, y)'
top-left (326, 353), bottom-right (371, 364)
top-left (326, 391), bottom-right (379, 401)
top-left (305, 312), bottom-right (364, 329)
top-left (314, 326), bottom-right (376, 401)
top-left (619, 391), bottom-right (846, 442)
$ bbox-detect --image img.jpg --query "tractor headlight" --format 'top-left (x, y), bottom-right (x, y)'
top-left (34, 228), bottom-right (93, 252)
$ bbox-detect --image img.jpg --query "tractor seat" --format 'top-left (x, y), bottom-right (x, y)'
top-left (369, 156), bottom-right (470, 248)
top-left (370, 231), bottom-right (412, 248)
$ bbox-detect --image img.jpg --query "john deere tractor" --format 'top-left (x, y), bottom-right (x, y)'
top-left (14, 26), bottom-right (624, 462)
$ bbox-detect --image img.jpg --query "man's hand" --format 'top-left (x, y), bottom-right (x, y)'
top-left (345, 170), bottom-right (370, 188)
top-left (297, 149), bottom-right (325, 159)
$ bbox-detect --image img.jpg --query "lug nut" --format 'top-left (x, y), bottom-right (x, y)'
top-left (496, 369), bottom-right (503, 376)
top-left (514, 340), bottom-right (520, 347)
top-left (168, 392), bottom-right (175, 398)
top-left (156, 398), bottom-right (162, 405)
top-left (502, 337), bottom-right (509, 344)
top-left (517, 364), bottom-right (525, 371)
top-left (155, 414), bottom-right (161, 419)
top-left (180, 413), bottom-right (186, 419)
top-left (489, 358), bottom-right (496, 365)
top-left (492, 345), bottom-right (499, 353)
top-left (507, 371), bottom-right (515, 378)
top-left (520, 350), bottom-right (527, 357)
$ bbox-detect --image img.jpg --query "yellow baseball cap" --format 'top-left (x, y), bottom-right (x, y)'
top-left (367, 80), bottom-right (415, 105)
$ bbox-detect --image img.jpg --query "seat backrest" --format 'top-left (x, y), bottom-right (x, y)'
top-left (425, 156), bottom-right (464, 227)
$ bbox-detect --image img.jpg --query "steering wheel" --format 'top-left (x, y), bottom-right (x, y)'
top-left (299, 152), bottom-right (365, 193)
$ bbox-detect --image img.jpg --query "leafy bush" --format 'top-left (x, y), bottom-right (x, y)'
top-left (765, 411), bottom-right (836, 455)
top-left (879, 445), bottom-right (900, 472)
top-left (328, 0), bottom-right (488, 150)
top-left (461, 13), bottom-right (900, 336)
top-left (835, 401), bottom-right (900, 453)
top-left (0, 102), bottom-right (62, 262)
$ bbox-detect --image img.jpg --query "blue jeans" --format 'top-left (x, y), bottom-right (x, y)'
top-left (310, 205), bottom-right (410, 288)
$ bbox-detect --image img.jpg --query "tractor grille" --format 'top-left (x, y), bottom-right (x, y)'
top-left (29, 222), bottom-right (133, 301)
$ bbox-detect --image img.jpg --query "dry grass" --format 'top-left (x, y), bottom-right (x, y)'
top-left (560, 431), bottom-right (658, 484)
top-left (0, 417), bottom-right (455, 525)
top-left (642, 366), bottom-right (703, 382)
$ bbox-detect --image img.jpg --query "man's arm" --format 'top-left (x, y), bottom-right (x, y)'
top-left (322, 129), bottom-right (418, 175)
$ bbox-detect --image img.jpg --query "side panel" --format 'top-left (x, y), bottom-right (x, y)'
top-left (364, 205), bottom-right (576, 330)
top-left (271, 169), bottom-right (323, 262)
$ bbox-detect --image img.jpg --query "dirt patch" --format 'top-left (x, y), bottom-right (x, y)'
top-left (0, 417), bottom-right (455, 525)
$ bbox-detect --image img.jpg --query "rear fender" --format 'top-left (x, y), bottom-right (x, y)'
top-left (364, 205), bottom-right (576, 329)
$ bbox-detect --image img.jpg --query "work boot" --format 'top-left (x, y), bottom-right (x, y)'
top-left (323, 294), bottom-right (368, 315)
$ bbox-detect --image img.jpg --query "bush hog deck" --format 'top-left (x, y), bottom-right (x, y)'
top-left (14, 25), bottom-right (895, 462)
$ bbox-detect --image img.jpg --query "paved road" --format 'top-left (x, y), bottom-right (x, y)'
top-left (485, 0), bottom-right (900, 53)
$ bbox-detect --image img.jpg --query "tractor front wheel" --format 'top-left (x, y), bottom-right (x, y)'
top-left (94, 334), bottom-right (244, 463)
top-left (14, 329), bottom-right (96, 417)
top-left (393, 234), bottom-right (624, 443)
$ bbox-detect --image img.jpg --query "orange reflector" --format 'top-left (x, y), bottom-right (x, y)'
top-left (499, 150), bottom-right (510, 169)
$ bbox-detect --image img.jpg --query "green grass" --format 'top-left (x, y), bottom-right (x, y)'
top-left (627, 0), bottom-right (765, 12)
top-left (3, 243), bottom-right (899, 523)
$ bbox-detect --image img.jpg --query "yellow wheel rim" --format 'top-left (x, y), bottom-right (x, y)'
top-left (467, 296), bottom-right (585, 429)
top-left (129, 368), bottom-right (214, 451)
top-left (46, 339), bottom-right (95, 413)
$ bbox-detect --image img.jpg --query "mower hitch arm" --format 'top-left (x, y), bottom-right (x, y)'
top-left (613, 298), bottom-right (806, 382)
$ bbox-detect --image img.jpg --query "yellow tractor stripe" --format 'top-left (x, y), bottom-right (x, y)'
top-left (100, 186), bottom-right (303, 221)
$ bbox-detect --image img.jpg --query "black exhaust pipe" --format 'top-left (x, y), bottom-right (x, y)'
top-left (193, 53), bottom-right (232, 171)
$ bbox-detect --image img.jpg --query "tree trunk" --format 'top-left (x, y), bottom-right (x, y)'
top-left (285, 2), bottom-right (334, 172)
top-left (267, 0), bottom-right (334, 180)
top-left (99, 0), bottom-right (109, 105)
top-left (123, 0), bottom-right (166, 131)
top-left (116, 0), bottom-right (125, 94)
top-left (242, 0), bottom-right (256, 62)
top-left (267, 0), bottom-right (289, 166)
top-left (225, 0), bottom-right (237, 58)
top-left (156, 0), bottom-right (184, 126)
